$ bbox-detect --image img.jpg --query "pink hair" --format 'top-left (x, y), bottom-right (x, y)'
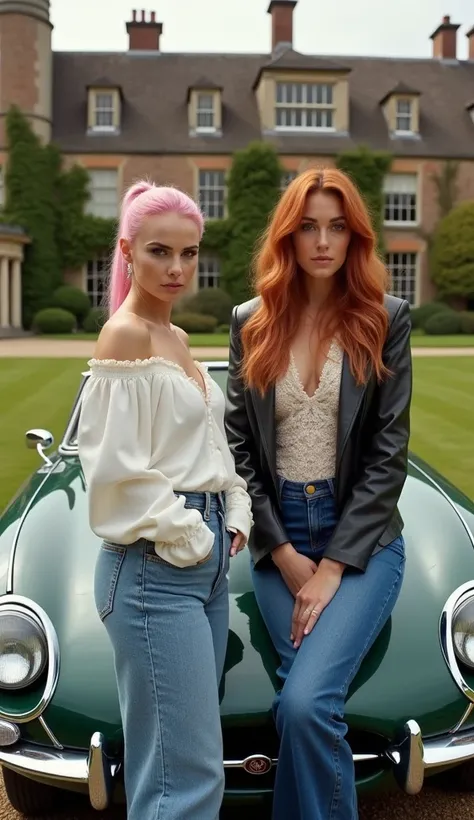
top-left (108, 180), bottom-right (205, 315)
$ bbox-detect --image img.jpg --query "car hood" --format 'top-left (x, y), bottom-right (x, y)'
top-left (3, 455), bottom-right (474, 749)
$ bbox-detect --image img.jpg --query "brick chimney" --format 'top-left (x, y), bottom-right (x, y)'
top-left (430, 15), bottom-right (460, 59)
top-left (126, 9), bottom-right (163, 51)
top-left (267, 0), bottom-right (297, 51)
top-left (467, 25), bottom-right (474, 60)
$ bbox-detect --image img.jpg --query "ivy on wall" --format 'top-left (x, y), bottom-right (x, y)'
top-left (201, 141), bottom-right (282, 302)
top-left (4, 106), bottom-right (116, 326)
top-left (335, 144), bottom-right (393, 253)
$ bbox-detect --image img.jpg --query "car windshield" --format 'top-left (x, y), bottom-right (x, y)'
top-left (61, 362), bottom-right (229, 452)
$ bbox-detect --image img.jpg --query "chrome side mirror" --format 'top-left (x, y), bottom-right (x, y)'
top-left (25, 429), bottom-right (55, 468)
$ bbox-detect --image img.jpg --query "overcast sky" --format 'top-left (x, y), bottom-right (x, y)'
top-left (50, 0), bottom-right (474, 59)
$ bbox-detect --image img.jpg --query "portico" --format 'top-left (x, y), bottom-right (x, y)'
top-left (0, 226), bottom-right (30, 333)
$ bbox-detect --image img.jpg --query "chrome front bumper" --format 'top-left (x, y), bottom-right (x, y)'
top-left (1, 722), bottom-right (474, 809)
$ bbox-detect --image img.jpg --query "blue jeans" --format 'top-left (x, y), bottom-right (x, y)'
top-left (94, 491), bottom-right (230, 820)
top-left (251, 478), bottom-right (406, 820)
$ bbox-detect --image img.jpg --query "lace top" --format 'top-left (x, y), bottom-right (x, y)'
top-left (275, 340), bottom-right (344, 482)
top-left (77, 356), bottom-right (253, 568)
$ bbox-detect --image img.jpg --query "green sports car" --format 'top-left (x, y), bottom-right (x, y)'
top-left (1, 362), bottom-right (474, 816)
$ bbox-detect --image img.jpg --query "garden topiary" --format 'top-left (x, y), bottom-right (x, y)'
top-left (33, 307), bottom-right (76, 334)
top-left (424, 310), bottom-right (462, 335)
top-left (83, 307), bottom-right (107, 333)
top-left (172, 312), bottom-right (218, 333)
top-left (183, 288), bottom-right (233, 325)
top-left (460, 311), bottom-right (474, 334)
top-left (409, 301), bottom-right (452, 331)
top-left (52, 285), bottom-right (91, 324)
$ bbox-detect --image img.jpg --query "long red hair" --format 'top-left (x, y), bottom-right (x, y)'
top-left (241, 167), bottom-right (391, 395)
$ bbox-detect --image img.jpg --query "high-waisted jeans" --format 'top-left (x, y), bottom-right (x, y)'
top-left (94, 491), bottom-right (230, 820)
top-left (251, 477), bottom-right (406, 820)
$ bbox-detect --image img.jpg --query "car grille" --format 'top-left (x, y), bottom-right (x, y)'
top-left (223, 722), bottom-right (389, 789)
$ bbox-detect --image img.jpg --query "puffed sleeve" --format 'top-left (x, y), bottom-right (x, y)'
top-left (225, 479), bottom-right (254, 541)
top-left (77, 370), bottom-right (214, 567)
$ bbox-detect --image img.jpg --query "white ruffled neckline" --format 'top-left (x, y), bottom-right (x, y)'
top-left (87, 355), bottom-right (210, 401)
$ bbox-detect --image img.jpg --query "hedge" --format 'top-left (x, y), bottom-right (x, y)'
top-left (33, 307), bottom-right (76, 334)
top-left (424, 311), bottom-right (462, 335)
top-left (52, 285), bottom-right (91, 324)
top-left (172, 312), bottom-right (218, 333)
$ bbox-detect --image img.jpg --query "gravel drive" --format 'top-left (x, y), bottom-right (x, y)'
top-left (0, 773), bottom-right (472, 819)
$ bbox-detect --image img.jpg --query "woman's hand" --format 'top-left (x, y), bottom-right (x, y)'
top-left (229, 531), bottom-right (247, 557)
top-left (291, 558), bottom-right (346, 648)
top-left (272, 543), bottom-right (318, 597)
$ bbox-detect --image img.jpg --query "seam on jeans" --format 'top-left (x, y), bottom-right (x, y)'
top-left (141, 545), bottom-right (168, 818)
top-left (98, 548), bottom-right (126, 621)
top-left (328, 555), bottom-right (405, 818)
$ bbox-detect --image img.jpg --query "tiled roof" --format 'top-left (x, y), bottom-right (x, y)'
top-left (52, 49), bottom-right (474, 158)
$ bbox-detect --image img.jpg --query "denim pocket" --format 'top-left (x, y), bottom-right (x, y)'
top-left (144, 538), bottom-right (214, 569)
top-left (385, 534), bottom-right (406, 560)
top-left (94, 543), bottom-right (126, 622)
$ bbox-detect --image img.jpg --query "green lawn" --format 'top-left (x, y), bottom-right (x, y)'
top-left (36, 332), bottom-right (474, 348)
top-left (0, 357), bottom-right (473, 513)
top-left (42, 333), bottom-right (230, 347)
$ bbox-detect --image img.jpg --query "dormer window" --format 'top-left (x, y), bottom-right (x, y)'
top-left (395, 98), bottom-right (413, 134)
top-left (196, 93), bottom-right (217, 131)
top-left (380, 83), bottom-right (420, 138)
top-left (188, 80), bottom-right (222, 136)
top-left (87, 83), bottom-right (121, 134)
top-left (275, 81), bottom-right (334, 130)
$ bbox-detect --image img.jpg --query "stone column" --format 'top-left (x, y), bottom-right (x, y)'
top-left (11, 259), bottom-right (22, 328)
top-left (0, 257), bottom-right (9, 328)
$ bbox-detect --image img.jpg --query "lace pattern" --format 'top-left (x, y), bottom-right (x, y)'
top-left (275, 340), bottom-right (343, 482)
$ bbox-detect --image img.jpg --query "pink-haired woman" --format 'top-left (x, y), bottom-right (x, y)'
top-left (77, 181), bottom-right (253, 820)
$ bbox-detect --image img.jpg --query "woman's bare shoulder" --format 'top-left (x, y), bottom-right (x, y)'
top-left (94, 314), bottom-right (152, 362)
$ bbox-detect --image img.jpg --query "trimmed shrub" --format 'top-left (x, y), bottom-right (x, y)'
top-left (172, 312), bottom-right (218, 333)
top-left (83, 307), bottom-right (107, 333)
top-left (460, 311), bottom-right (474, 334)
top-left (183, 288), bottom-right (233, 325)
top-left (216, 324), bottom-right (230, 334)
top-left (431, 200), bottom-right (474, 301)
top-left (33, 307), bottom-right (76, 334)
top-left (410, 301), bottom-right (451, 330)
top-left (52, 285), bottom-right (91, 323)
top-left (424, 311), bottom-right (462, 335)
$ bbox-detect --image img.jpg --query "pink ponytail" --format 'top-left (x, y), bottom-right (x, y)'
top-left (107, 180), bottom-right (204, 315)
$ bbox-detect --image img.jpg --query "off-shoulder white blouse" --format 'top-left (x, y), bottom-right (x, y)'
top-left (77, 356), bottom-right (253, 568)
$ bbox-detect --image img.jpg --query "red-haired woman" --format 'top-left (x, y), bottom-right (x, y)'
top-left (225, 168), bottom-right (412, 820)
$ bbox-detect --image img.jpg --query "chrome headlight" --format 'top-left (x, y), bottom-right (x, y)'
top-left (0, 610), bottom-right (48, 689)
top-left (453, 597), bottom-right (474, 669)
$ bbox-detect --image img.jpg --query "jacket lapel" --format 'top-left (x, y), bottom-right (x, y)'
top-left (250, 385), bottom-right (277, 481)
top-left (336, 352), bottom-right (367, 470)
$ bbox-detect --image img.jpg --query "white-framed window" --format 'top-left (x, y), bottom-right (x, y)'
top-left (384, 174), bottom-right (418, 225)
top-left (275, 82), bottom-right (335, 131)
top-left (196, 93), bottom-right (216, 131)
top-left (198, 170), bottom-right (226, 219)
top-left (198, 256), bottom-right (220, 289)
top-left (85, 169), bottom-right (119, 219)
top-left (92, 92), bottom-right (115, 131)
top-left (86, 257), bottom-right (108, 308)
top-left (280, 170), bottom-right (298, 191)
top-left (386, 252), bottom-right (418, 306)
top-left (395, 98), bottom-right (413, 134)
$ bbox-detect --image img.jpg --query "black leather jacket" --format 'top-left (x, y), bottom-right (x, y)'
top-left (224, 294), bottom-right (412, 572)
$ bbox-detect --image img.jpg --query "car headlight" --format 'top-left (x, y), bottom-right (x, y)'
top-left (0, 611), bottom-right (48, 689)
top-left (453, 597), bottom-right (474, 669)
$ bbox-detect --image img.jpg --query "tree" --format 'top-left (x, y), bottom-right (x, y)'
top-left (430, 201), bottom-right (474, 302)
top-left (335, 144), bottom-right (392, 252)
top-left (4, 106), bottom-right (115, 326)
top-left (5, 107), bottom-right (61, 326)
top-left (203, 142), bottom-right (282, 302)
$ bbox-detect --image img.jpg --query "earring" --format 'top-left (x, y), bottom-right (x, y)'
top-left (127, 263), bottom-right (132, 279)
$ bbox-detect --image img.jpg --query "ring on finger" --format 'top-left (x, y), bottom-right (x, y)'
top-left (311, 608), bottom-right (320, 617)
